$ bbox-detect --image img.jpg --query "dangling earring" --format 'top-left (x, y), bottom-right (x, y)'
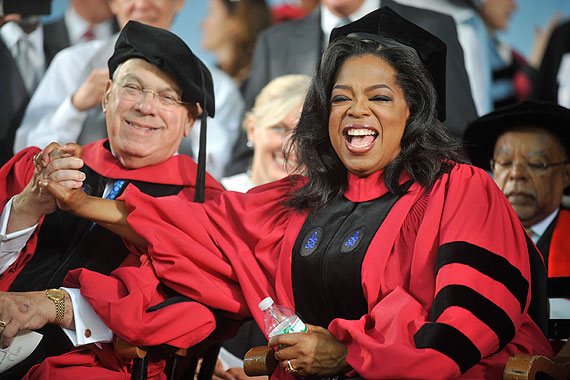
top-left (246, 140), bottom-right (254, 149)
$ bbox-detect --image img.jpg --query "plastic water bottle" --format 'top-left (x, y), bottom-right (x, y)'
top-left (258, 297), bottom-right (307, 338)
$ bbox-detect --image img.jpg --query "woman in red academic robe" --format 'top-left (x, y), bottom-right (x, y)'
top-left (45, 7), bottom-right (553, 379)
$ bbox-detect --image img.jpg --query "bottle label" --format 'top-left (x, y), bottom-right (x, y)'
top-left (268, 316), bottom-right (307, 338)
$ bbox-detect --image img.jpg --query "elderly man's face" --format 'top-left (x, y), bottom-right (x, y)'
top-left (103, 58), bottom-right (198, 169)
top-left (109, 0), bottom-right (184, 30)
top-left (492, 127), bottom-right (570, 228)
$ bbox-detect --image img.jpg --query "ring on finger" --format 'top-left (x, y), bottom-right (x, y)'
top-left (0, 320), bottom-right (8, 328)
top-left (286, 360), bottom-right (297, 373)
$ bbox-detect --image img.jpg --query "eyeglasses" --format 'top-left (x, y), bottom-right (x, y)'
top-left (490, 158), bottom-right (570, 173)
top-left (114, 82), bottom-right (188, 111)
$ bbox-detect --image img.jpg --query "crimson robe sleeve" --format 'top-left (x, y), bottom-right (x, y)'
top-left (63, 254), bottom-right (218, 348)
top-left (0, 147), bottom-right (43, 290)
top-left (327, 165), bottom-right (552, 379)
top-left (124, 178), bottom-right (302, 320)
top-left (0, 147), bottom-right (39, 208)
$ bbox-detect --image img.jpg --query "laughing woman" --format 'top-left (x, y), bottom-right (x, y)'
top-left (45, 7), bottom-right (551, 379)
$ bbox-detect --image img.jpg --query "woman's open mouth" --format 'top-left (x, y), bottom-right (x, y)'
top-left (344, 127), bottom-right (378, 153)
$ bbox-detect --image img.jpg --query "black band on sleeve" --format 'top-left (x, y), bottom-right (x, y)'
top-left (414, 322), bottom-right (481, 374)
top-left (436, 241), bottom-right (528, 312)
top-left (431, 285), bottom-right (515, 350)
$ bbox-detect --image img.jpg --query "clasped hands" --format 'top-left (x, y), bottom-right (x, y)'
top-left (33, 142), bottom-right (89, 213)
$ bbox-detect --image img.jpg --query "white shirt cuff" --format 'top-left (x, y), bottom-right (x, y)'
top-left (550, 298), bottom-right (570, 319)
top-left (218, 346), bottom-right (244, 370)
top-left (60, 287), bottom-right (113, 347)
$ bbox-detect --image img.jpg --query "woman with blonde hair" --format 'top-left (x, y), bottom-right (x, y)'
top-left (222, 74), bottom-right (310, 191)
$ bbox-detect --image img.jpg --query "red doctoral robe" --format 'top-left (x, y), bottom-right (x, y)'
top-left (0, 140), bottom-right (224, 379)
top-left (111, 163), bottom-right (551, 379)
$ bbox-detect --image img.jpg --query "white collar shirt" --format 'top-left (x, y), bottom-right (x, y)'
top-left (65, 6), bottom-right (114, 45)
top-left (321, 0), bottom-right (379, 46)
top-left (529, 207), bottom-right (560, 243)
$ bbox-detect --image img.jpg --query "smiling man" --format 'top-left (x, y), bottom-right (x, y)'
top-left (15, 0), bottom-right (243, 180)
top-left (0, 21), bottom-right (223, 378)
top-left (464, 100), bottom-right (570, 339)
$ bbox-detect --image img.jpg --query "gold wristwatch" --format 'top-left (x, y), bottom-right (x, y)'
top-left (45, 289), bottom-right (65, 325)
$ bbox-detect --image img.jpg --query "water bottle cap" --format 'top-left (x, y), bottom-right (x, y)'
top-left (258, 297), bottom-right (274, 311)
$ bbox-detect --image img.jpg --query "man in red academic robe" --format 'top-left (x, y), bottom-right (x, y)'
top-left (0, 21), bottom-right (223, 379)
top-left (464, 100), bottom-right (570, 340)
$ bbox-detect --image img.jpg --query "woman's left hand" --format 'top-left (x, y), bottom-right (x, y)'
top-left (268, 324), bottom-right (351, 377)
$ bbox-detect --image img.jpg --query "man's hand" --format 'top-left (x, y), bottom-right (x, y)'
top-left (0, 14), bottom-right (21, 28)
top-left (7, 143), bottom-right (85, 234)
top-left (212, 358), bottom-right (268, 380)
top-left (71, 68), bottom-right (109, 111)
top-left (269, 324), bottom-right (350, 378)
top-left (33, 143), bottom-right (84, 189)
top-left (0, 290), bottom-right (73, 348)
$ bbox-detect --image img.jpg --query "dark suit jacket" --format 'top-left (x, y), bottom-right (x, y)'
top-left (0, 20), bottom-right (73, 166)
top-left (226, 1), bottom-right (477, 176)
top-left (42, 17), bottom-right (72, 67)
top-left (532, 19), bottom-right (570, 103)
top-left (0, 39), bottom-right (29, 166)
top-left (42, 17), bottom-right (120, 67)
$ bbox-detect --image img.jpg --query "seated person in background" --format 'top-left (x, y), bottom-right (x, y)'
top-left (270, 0), bottom-right (318, 23)
top-left (42, 0), bottom-right (119, 66)
top-left (217, 73), bottom-right (310, 379)
top-left (464, 100), bottom-right (570, 340)
top-left (14, 0), bottom-right (243, 180)
top-left (476, 0), bottom-right (535, 110)
top-left (0, 20), bottom-right (223, 379)
top-left (45, 8), bottom-right (552, 378)
top-left (200, 0), bottom-right (272, 91)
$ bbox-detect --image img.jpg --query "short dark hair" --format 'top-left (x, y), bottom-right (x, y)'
top-left (286, 37), bottom-right (468, 211)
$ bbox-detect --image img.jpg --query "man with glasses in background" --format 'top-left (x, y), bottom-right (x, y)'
top-left (14, 0), bottom-right (242, 180)
top-left (464, 100), bottom-right (570, 341)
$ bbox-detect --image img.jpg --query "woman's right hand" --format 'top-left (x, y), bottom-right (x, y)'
top-left (0, 14), bottom-right (21, 28)
top-left (269, 324), bottom-right (351, 378)
top-left (212, 359), bottom-right (268, 380)
top-left (40, 179), bottom-right (89, 213)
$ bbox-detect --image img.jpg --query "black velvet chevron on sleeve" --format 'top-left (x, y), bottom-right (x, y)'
top-left (414, 323), bottom-right (481, 374)
top-left (430, 285), bottom-right (515, 350)
top-left (435, 241), bottom-right (529, 312)
top-left (414, 241), bottom-right (530, 373)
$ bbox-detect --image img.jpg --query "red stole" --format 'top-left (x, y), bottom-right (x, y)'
top-left (548, 209), bottom-right (570, 278)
